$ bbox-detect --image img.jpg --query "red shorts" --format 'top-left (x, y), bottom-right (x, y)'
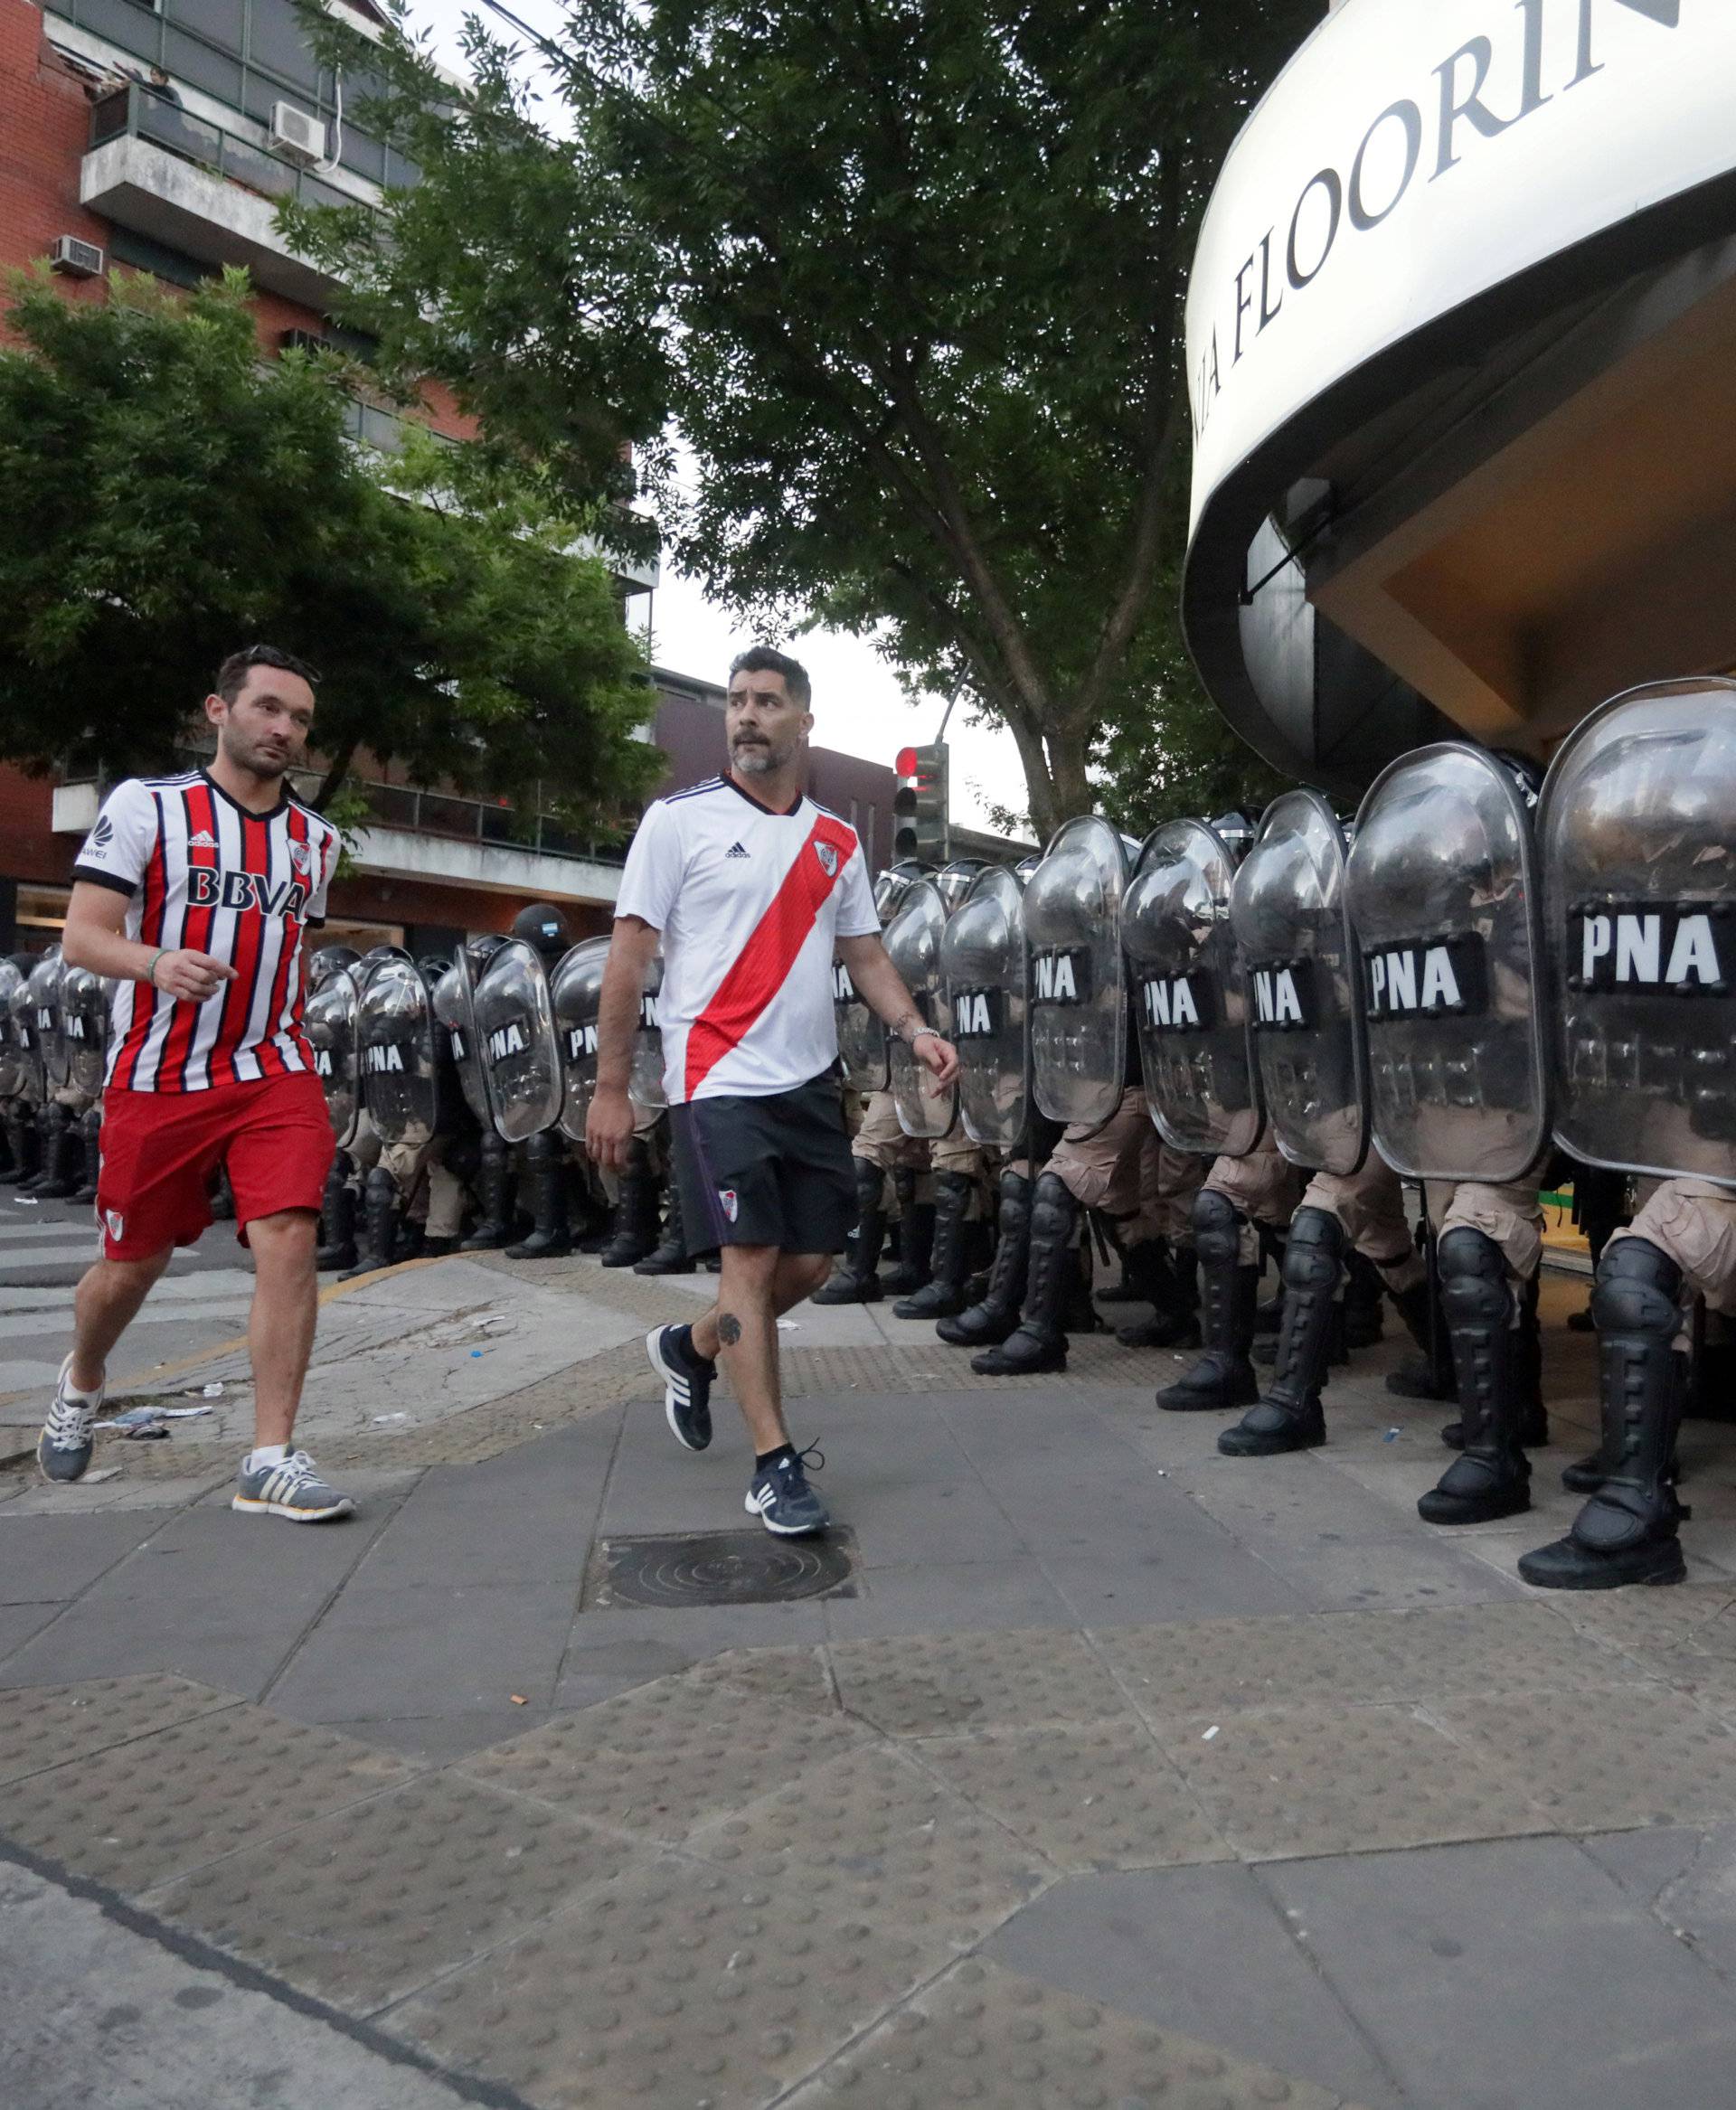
top-left (96, 1072), bottom-right (335, 1261)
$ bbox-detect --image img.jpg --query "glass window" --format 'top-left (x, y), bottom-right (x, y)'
top-left (108, 226), bottom-right (213, 287)
top-left (162, 0), bottom-right (242, 58)
top-left (162, 24), bottom-right (242, 104)
top-left (73, 0), bottom-right (164, 61)
top-left (16, 886), bottom-right (71, 938)
top-left (244, 0), bottom-right (318, 91)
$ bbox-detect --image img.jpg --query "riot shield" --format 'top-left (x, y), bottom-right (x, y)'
top-left (1024, 815), bottom-right (1128, 1132)
top-left (551, 937), bottom-right (612, 1143)
top-left (0, 960), bottom-right (25, 1099)
top-left (1348, 744), bottom-right (1548, 1184)
top-left (1231, 790), bottom-right (1368, 1176)
top-left (834, 948), bottom-right (888, 1094)
top-left (883, 877), bottom-right (957, 1139)
top-left (432, 949), bottom-right (491, 1129)
top-left (6, 972), bottom-right (42, 1105)
top-left (1123, 820), bottom-right (1262, 1158)
top-left (355, 952), bottom-right (443, 1149)
top-left (1541, 676), bottom-right (1736, 1189)
top-left (28, 951), bottom-right (68, 1094)
top-left (60, 966), bottom-right (109, 1103)
top-left (943, 863), bottom-right (1030, 1148)
top-left (305, 966), bottom-right (361, 1148)
top-left (472, 937), bottom-right (563, 1144)
top-left (631, 947), bottom-right (667, 1112)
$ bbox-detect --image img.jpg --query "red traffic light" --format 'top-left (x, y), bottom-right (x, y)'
top-left (894, 746), bottom-right (919, 778)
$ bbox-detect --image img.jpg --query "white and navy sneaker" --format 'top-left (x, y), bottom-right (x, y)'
top-left (646, 1323), bottom-right (714, 1452)
top-left (231, 1450), bottom-right (354, 1522)
top-left (37, 1356), bottom-right (102, 1484)
top-left (746, 1446), bottom-right (829, 1537)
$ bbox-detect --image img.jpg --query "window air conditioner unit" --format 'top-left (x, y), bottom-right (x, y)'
top-left (50, 235), bottom-right (105, 279)
top-left (269, 101), bottom-right (326, 165)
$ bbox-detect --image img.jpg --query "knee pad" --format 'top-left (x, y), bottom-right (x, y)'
top-left (935, 1170), bottom-right (976, 1210)
top-left (853, 1155), bottom-right (883, 1215)
top-left (1437, 1225), bottom-right (1511, 1331)
top-left (365, 1164), bottom-right (399, 1205)
top-left (1029, 1171), bottom-right (1077, 1243)
top-left (1194, 1186), bottom-right (1245, 1269)
top-left (1592, 1237), bottom-right (1683, 1340)
top-left (892, 1163), bottom-right (918, 1210)
top-left (1280, 1206), bottom-right (1345, 1295)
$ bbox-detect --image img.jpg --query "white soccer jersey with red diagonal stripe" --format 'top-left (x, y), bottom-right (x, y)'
top-left (613, 776), bottom-right (880, 1102)
top-left (71, 769), bottom-right (339, 1093)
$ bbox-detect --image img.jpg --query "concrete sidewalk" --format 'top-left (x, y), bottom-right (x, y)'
top-left (4, 1245), bottom-right (1736, 2108)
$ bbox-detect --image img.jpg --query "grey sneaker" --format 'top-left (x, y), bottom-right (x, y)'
top-left (231, 1450), bottom-right (354, 1522)
top-left (37, 1356), bottom-right (102, 1484)
top-left (745, 1446), bottom-right (829, 1537)
top-left (646, 1323), bottom-right (714, 1452)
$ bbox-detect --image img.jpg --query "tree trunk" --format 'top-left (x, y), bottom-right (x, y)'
top-left (311, 735), bottom-right (360, 813)
top-left (1016, 719), bottom-right (1093, 843)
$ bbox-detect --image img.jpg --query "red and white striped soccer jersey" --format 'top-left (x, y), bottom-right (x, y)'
top-left (614, 776), bottom-right (880, 1102)
top-left (71, 769), bottom-right (339, 1093)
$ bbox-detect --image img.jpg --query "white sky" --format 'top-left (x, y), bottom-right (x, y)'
top-left (407, 0), bottom-right (1033, 834)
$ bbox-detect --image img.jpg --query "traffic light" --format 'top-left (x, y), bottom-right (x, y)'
top-left (893, 742), bottom-right (948, 863)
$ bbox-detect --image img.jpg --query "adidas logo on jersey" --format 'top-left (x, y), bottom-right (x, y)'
top-left (189, 830), bottom-right (217, 849)
top-left (726, 842), bottom-right (750, 858)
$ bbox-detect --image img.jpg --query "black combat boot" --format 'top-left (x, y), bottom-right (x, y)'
top-left (637, 1173), bottom-right (696, 1276)
top-left (599, 1138), bottom-right (659, 1267)
top-left (1156, 1190), bottom-right (1260, 1410)
top-left (2, 1101), bottom-right (39, 1188)
top-left (939, 1168), bottom-right (1032, 1347)
top-left (971, 1173), bottom-right (1077, 1375)
top-left (1220, 1207), bottom-right (1344, 1455)
top-left (881, 1168), bottom-right (932, 1295)
top-left (1344, 1249), bottom-right (1385, 1349)
top-left (462, 1132), bottom-right (514, 1250)
top-left (1098, 1232), bottom-right (1156, 1305)
top-left (343, 1165), bottom-right (400, 1278)
top-left (506, 1131), bottom-right (574, 1260)
top-left (71, 1108), bottom-right (100, 1206)
top-left (21, 1105), bottom-right (73, 1198)
top-left (814, 1158), bottom-right (887, 1304)
top-left (895, 1171), bottom-right (974, 1318)
top-left (316, 1154), bottom-right (358, 1271)
top-left (1418, 1229), bottom-right (1533, 1524)
top-left (1118, 1239), bottom-right (1203, 1350)
top-left (1440, 1278), bottom-right (1549, 1451)
top-left (1521, 1239), bottom-right (1688, 1588)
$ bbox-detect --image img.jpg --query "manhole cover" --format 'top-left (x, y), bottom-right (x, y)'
top-left (588, 1529), bottom-right (857, 1610)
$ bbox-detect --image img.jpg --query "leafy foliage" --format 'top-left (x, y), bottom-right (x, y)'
top-left (0, 267), bottom-right (658, 825)
top-left (286, 0), bottom-right (1319, 834)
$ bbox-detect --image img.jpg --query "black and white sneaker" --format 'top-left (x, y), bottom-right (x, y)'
top-left (646, 1323), bottom-right (714, 1452)
top-left (746, 1446), bottom-right (829, 1537)
top-left (37, 1355), bottom-right (102, 1484)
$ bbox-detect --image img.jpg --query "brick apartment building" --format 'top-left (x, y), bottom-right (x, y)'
top-left (0, 0), bottom-right (899, 954)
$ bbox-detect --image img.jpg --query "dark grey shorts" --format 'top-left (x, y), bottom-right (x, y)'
top-left (668, 1071), bottom-right (856, 1257)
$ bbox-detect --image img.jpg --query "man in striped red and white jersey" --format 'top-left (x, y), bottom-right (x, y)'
top-left (592, 645), bottom-right (958, 1538)
top-left (36, 646), bottom-right (353, 1523)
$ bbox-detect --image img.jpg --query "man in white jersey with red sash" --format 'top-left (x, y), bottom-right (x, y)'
top-left (591, 646), bottom-right (958, 1535)
top-left (35, 646), bottom-right (353, 1521)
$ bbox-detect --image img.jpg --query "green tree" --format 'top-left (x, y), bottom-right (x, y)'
top-left (0, 266), bottom-right (659, 828)
top-left (285, 0), bottom-right (1318, 836)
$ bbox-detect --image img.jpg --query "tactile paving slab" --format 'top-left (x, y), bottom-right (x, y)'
top-left (781, 1955), bottom-right (1348, 2110)
top-left (829, 1627), bottom-right (1132, 1738)
top-left (1432, 1681), bottom-right (1736, 1832)
top-left (460, 1663), bottom-right (867, 1840)
top-left (154, 1773), bottom-right (638, 2011)
top-left (391, 1850), bottom-right (941, 2108)
top-left (1091, 1615), bottom-right (1404, 1718)
top-left (919, 1718), bottom-right (1233, 1872)
top-left (1354, 1600), bottom-right (1639, 1700)
top-left (0, 1702), bottom-right (411, 1892)
top-left (0, 1673), bottom-right (239, 1788)
top-left (689, 1742), bottom-right (1042, 1948)
top-left (1155, 1701), bottom-right (1551, 1861)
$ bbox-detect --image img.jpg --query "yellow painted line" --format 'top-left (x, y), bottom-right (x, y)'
top-left (0, 1253), bottom-right (455, 1412)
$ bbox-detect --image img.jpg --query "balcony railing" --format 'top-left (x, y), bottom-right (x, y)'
top-left (90, 83), bottom-right (364, 220)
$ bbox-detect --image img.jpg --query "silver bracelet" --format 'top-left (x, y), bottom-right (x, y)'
top-left (902, 1022), bottom-right (939, 1045)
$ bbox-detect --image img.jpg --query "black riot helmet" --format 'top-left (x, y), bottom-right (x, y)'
top-left (1208, 811), bottom-right (1256, 865)
top-left (309, 943), bottom-right (362, 991)
top-left (512, 901), bottom-right (572, 962)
